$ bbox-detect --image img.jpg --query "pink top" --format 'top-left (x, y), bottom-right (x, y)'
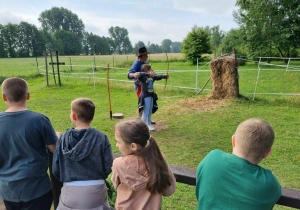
top-left (111, 155), bottom-right (176, 210)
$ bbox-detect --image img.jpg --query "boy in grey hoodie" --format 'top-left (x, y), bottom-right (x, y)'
top-left (52, 98), bottom-right (113, 210)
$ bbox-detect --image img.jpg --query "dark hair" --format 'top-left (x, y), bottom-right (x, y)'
top-left (2, 77), bottom-right (28, 102)
top-left (114, 118), bottom-right (172, 194)
top-left (142, 64), bottom-right (151, 72)
top-left (71, 98), bottom-right (95, 123)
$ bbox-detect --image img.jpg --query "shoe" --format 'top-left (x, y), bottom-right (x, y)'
top-left (148, 125), bottom-right (155, 131)
top-left (151, 121), bottom-right (156, 124)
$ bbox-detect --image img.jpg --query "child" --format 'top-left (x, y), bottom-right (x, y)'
top-left (52, 98), bottom-right (114, 209)
top-left (0, 77), bottom-right (57, 209)
top-left (196, 118), bottom-right (281, 210)
top-left (112, 118), bottom-right (176, 210)
top-left (138, 64), bottom-right (169, 131)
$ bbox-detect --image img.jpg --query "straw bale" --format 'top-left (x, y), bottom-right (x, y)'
top-left (210, 57), bottom-right (239, 99)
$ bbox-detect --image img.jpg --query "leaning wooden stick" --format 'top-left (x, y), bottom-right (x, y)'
top-left (107, 64), bottom-right (112, 120)
top-left (196, 76), bottom-right (211, 95)
top-left (162, 50), bottom-right (169, 96)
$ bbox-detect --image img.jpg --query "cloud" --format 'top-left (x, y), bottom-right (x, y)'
top-left (173, 0), bottom-right (237, 17)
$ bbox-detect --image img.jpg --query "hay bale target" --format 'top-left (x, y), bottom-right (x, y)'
top-left (210, 57), bottom-right (239, 99)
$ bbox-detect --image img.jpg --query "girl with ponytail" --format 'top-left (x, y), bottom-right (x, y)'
top-left (111, 118), bottom-right (176, 210)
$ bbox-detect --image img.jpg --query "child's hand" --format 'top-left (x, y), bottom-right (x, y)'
top-left (56, 132), bottom-right (62, 138)
top-left (164, 73), bottom-right (169, 79)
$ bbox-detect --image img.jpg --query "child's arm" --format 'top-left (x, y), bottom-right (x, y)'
top-left (153, 73), bottom-right (169, 81)
top-left (103, 136), bottom-right (113, 177)
top-left (162, 154), bottom-right (176, 197)
top-left (111, 158), bottom-right (122, 189)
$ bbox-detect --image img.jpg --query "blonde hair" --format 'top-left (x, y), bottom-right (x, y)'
top-left (114, 118), bottom-right (172, 194)
top-left (141, 64), bottom-right (151, 72)
top-left (71, 98), bottom-right (95, 123)
top-left (235, 118), bottom-right (274, 161)
top-left (2, 77), bottom-right (28, 102)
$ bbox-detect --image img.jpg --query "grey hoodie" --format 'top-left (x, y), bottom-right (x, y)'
top-left (52, 127), bottom-right (113, 182)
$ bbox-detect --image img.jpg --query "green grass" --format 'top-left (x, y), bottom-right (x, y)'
top-left (1, 56), bottom-right (299, 209)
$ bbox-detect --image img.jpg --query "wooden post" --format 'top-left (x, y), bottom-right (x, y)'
top-left (113, 56), bottom-right (114, 67)
top-left (55, 51), bottom-right (61, 87)
top-left (50, 52), bottom-right (56, 85)
top-left (44, 52), bottom-right (49, 87)
top-left (107, 64), bottom-right (112, 120)
top-left (233, 48), bottom-right (240, 96)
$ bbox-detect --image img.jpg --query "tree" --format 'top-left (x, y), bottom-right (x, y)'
top-left (108, 26), bottom-right (132, 54)
top-left (17, 22), bottom-right (45, 57)
top-left (210, 26), bottom-right (225, 52)
top-left (133, 41), bottom-right (146, 54)
top-left (221, 28), bottom-right (247, 56)
top-left (171, 42), bottom-right (182, 53)
top-left (0, 24), bottom-right (7, 58)
top-left (2, 23), bottom-right (18, 57)
top-left (234, 0), bottom-right (300, 59)
top-left (38, 7), bottom-right (85, 38)
top-left (182, 26), bottom-right (211, 63)
top-left (161, 39), bottom-right (172, 53)
top-left (147, 43), bottom-right (162, 54)
top-left (54, 30), bottom-right (81, 55)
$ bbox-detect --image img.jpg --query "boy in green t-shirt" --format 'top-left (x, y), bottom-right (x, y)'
top-left (196, 118), bottom-right (281, 210)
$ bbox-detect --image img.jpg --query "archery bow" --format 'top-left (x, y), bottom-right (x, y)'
top-left (162, 50), bottom-right (169, 97)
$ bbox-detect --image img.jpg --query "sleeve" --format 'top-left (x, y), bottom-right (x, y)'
top-left (162, 154), bottom-right (176, 197)
top-left (102, 135), bottom-right (113, 177)
top-left (153, 75), bottom-right (165, 81)
top-left (111, 158), bottom-right (122, 190)
top-left (52, 137), bottom-right (62, 181)
top-left (139, 72), bottom-right (150, 77)
top-left (163, 165), bottom-right (176, 197)
top-left (42, 115), bottom-right (58, 145)
top-left (127, 61), bottom-right (138, 80)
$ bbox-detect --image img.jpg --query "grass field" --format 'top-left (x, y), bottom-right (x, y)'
top-left (0, 54), bottom-right (299, 209)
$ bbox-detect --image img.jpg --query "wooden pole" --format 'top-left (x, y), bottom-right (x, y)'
top-left (55, 51), bottom-right (61, 87)
top-left (50, 52), bottom-right (56, 85)
top-left (233, 48), bottom-right (239, 96)
top-left (196, 76), bottom-right (211, 95)
top-left (107, 64), bottom-right (112, 120)
top-left (44, 52), bottom-right (49, 87)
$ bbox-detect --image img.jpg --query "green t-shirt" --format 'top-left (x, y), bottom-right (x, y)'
top-left (196, 149), bottom-right (281, 210)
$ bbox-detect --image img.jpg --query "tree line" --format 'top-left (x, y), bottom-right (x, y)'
top-left (1, 1), bottom-right (299, 61)
top-left (0, 7), bottom-right (182, 58)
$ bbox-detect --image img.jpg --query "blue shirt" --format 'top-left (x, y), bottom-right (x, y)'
top-left (0, 110), bottom-right (57, 202)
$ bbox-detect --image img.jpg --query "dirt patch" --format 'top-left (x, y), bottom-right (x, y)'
top-left (164, 96), bottom-right (230, 114)
top-left (152, 121), bottom-right (169, 132)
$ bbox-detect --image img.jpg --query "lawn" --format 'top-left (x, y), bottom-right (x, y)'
top-left (0, 55), bottom-right (299, 209)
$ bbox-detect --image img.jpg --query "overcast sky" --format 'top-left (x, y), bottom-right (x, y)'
top-left (0, 0), bottom-right (239, 45)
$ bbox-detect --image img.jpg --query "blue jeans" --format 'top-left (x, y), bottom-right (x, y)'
top-left (142, 97), bottom-right (153, 125)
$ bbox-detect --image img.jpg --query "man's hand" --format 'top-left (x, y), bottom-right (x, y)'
top-left (133, 72), bottom-right (140, 78)
top-left (164, 73), bottom-right (169, 79)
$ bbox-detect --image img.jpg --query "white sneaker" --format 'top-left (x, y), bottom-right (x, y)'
top-left (148, 125), bottom-right (155, 131)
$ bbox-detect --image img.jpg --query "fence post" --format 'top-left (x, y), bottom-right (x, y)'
top-left (44, 52), bottom-right (49, 87)
top-left (253, 57), bottom-right (262, 100)
top-left (35, 57), bottom-right (39, 74)
top-left (55, 51), bottom-right (61, 87)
